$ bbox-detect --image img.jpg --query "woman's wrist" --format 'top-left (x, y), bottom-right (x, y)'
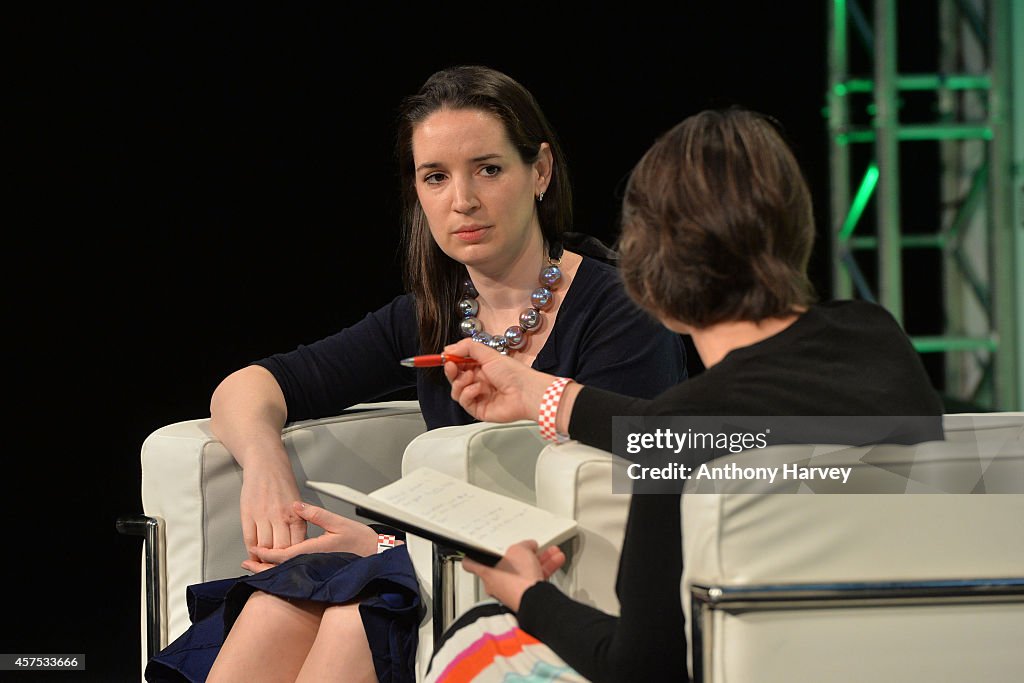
top-left (522, 372), bottom-right (556, 422)
top-left (364, 524), bottom-right (406, 556)
top-left (504, 577), bottom-right (541, 613)
top-left (375, 533), bottom-right (399, 554)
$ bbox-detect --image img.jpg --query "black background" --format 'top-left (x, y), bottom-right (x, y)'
top-left (10, 4), bottom-right (946, 680)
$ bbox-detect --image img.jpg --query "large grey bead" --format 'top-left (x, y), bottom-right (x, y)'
top-left (519, 308), bottom-right (541, 331)
top-left (461, 278), bottom-right (478, 298)
top-left (531, 287), bottom-right (553, 310)
top-left (504, 325), bottom-right (526, 350)
top-left (460, 317), bottom-right (482, 337)
top-left (458, 297), bottom-right (479, 317)
top-left (471, 331), bottom-right (493, 345)
top-left (488, 336), bottom-right (508, 353)
top-left (540, 265), bottom-right (562, 288)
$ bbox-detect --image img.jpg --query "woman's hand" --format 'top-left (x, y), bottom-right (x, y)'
top-left (443, 339), bottom-right (554, 424)
top-left (461, 539), bottom-right (566, 612)
top-left (211, 365), bottom-right (308, 564)
top-left (239, 459), bottom-right (308, 564)
top-left (241, 502), bottom-right (381, 573)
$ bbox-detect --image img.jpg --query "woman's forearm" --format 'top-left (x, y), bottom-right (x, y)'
top-left (209, 365), bottom-right (290, 469)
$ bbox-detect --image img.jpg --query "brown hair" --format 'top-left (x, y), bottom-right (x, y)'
top-left (395, 65), bottom-right (573, 361)
top-left (618, 107), bottom-right (816, 327)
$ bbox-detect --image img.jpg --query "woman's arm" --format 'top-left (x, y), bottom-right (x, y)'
top-left (211, 295), bottom-right (420, 566)
top-left (456, 491), bottom-right (688, 683)
top-left (210, 365), bottom-right (307, 564)
top-left (442, 338), bottom-right (652, 450)
top-left (515, 493), bottom-right (686, 682)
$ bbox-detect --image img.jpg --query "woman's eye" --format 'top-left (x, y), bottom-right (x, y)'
top-left (424, 172), bottom-right (446, 184)
top-left (480, 165), bottom-right (501, 177)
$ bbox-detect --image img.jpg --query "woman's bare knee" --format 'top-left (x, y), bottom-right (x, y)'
top-left (208, 591), bottom-right (325, 683)
top-left (296, 603), bottom-right (376, 683)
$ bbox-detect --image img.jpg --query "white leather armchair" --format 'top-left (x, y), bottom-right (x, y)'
top-left (680, 417), bottom-right (1024, 682)
top-left (119, 401), bottom-right (428, 679)
top-left (531, 440), bottom-right (632, 615)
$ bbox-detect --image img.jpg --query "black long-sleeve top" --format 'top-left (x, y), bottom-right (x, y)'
top-left (254, 256), bottom-right (688, 429)
top-left (516, 300), bottom-right (944, 683)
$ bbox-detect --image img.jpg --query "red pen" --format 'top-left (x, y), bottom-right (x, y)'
top-left (399, 353), bottom-right (479, 368)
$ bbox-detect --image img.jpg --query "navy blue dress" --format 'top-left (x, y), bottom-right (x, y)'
top-left (145, 255), bottom-right (687, 682)
top-left (146, 545), bottom-right (420, 683)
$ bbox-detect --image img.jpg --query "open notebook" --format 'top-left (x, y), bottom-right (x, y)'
top-left (307, 467), bottom-right (578, 565)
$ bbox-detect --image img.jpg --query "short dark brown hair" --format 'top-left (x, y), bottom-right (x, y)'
top-left (618, 107), bottom-right (817, 327)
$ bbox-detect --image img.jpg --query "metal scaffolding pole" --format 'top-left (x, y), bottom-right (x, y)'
top-left (989, 0), bottom-right (1023, 409)
top-left (825, 0), bottom-right (1022, 410)
top-left (874, 0), bottom-right (903, 321)
top-left (828, 0), bottom-right (853, 300)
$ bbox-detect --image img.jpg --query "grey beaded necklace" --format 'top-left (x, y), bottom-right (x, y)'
top-left (457, 247), bottom-right (564, 355)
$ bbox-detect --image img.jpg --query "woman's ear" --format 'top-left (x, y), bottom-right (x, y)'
top-left (535, 142), bottom-right (554, 196)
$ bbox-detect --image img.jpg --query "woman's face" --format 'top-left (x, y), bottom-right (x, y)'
top-left (411, 108), bottom-right (550, 273)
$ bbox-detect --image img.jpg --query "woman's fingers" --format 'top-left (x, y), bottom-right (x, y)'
top-left (444, 360), bottom-right (465, 382)
top-left (449, 366), bottom-right (482, 395)
top-left (242, 522), bottom-right (259, 561)
top-left (271, 520), bottom-right (295, 549)
top-left (458, 382), bottom-right (484, 407)
top-left (539, 546), bottom-right (566, 578)
top-left (255, 519), bottom-right (275, 550)
top-left (461, 556), bottom-right (486, 577)
top-left (241, 554), bottom-right (278, 573)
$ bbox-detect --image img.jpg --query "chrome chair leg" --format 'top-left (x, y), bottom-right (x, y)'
top-left (116, 514), bottom-right (165, 660)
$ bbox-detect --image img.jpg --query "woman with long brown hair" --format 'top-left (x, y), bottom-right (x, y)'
top-left (145, 65), bottom-right (687, 683)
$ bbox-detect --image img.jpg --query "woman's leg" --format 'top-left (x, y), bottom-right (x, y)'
top-left (296, 602), bottom-right (377, 683)
top-left (207, 590), bottom-right (325, 683)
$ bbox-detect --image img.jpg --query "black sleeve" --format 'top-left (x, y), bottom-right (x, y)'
top-left (252, 294), bottom-right (418, 422)
top-left (516, 493), bottom-right (687, 682)
top-left (568, 385), bottom-right (653, 451)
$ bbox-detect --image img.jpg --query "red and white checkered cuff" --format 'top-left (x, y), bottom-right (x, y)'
top-left (538, 376), bottom-right (572, 443)
top-left (376, 534), bottom-right (397, 554)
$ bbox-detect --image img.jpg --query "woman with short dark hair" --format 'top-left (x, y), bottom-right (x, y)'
top-left (618, 108), bottom-right (816, 327)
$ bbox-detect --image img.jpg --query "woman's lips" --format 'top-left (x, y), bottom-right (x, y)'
top-left (453, 226), bottom-right (489, 242)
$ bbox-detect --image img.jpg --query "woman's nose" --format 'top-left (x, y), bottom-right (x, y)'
top-left (451, 177), bottom-right (480, 213)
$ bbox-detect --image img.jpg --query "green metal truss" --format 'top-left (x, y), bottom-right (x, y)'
top-left (826, 0), bottom-right (1023, 410)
